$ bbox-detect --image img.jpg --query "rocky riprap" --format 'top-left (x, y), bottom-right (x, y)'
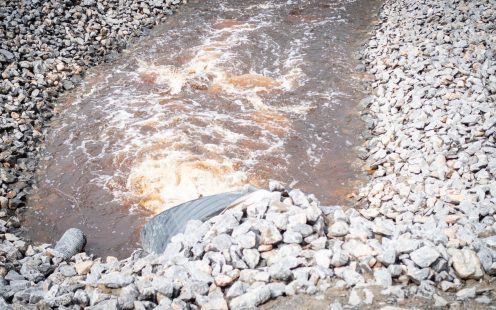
top-left (1, 0), bottom-right (496, 309)
top-left (0, 182), bottom-right (495, 309)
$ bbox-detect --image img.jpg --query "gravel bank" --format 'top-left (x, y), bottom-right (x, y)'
top-left (1, 0), bottom-right (496, 308)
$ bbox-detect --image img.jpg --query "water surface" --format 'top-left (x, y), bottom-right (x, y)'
top-left (24, 0), bottom-right (380, 257)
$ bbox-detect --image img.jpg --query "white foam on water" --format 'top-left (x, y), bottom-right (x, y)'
top-left (98, 15), bottom-right (313, 214)
top-left (126, 151), bottom-right (249, 214)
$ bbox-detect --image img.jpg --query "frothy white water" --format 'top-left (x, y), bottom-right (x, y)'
top-left (95, 14), bottom-right (310, 213)
top-left (126, 152), bottom-right (249, 213)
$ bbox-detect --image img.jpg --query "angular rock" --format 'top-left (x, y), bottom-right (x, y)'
top-left (242, 249), bottom-right (260, 269)
top-left (99, 272), bottom-right (134, 289)
top-left (283, 231), bottom-right (303, 244)
top-left (329, 221), bottom-right (349, 237)
top-left (410, 246), bottom-right (440, 268)
top-left (259, 221), bottom-right (282, 245)
top-left (450, 249), bottom-right (484, 280)
top-left (374, 267), bottom-right (392, 287)
top-left (229, 286), bottom-right (271, 309)
top-left (314, 249), bottom-right (332, 268)
top-left (456, 287), bottom-right (477, 300)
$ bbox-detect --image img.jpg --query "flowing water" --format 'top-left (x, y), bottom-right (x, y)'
top-left (23, 0), bottom-right (380, 257)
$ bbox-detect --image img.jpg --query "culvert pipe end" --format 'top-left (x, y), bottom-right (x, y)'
top-left (141, 188), bottom-right (257, 254)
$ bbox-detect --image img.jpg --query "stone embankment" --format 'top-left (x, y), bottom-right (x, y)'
top-left (1, 0), bottom-right (495, 308)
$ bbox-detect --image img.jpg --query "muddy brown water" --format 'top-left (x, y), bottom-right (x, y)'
top-left (23, 0), bottom-right (380, 258)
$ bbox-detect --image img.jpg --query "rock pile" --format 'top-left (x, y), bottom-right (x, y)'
top-left (1, 182), bottom-right (495, 308)
top-left (0, 0), bottom-right (184, 219)
top-left (357, 0), bottom-right (495, 285)
top-left (354, 0), bottom-right (495, 305)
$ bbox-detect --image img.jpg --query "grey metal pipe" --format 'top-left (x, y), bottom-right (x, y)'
top-left (141, 189), bottom-right (255, 254)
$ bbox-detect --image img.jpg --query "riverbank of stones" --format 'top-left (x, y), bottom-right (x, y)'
top-left (1, 0), bottom-right (495, 308)
top-left (353, 0), bottom-right (495, 306)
